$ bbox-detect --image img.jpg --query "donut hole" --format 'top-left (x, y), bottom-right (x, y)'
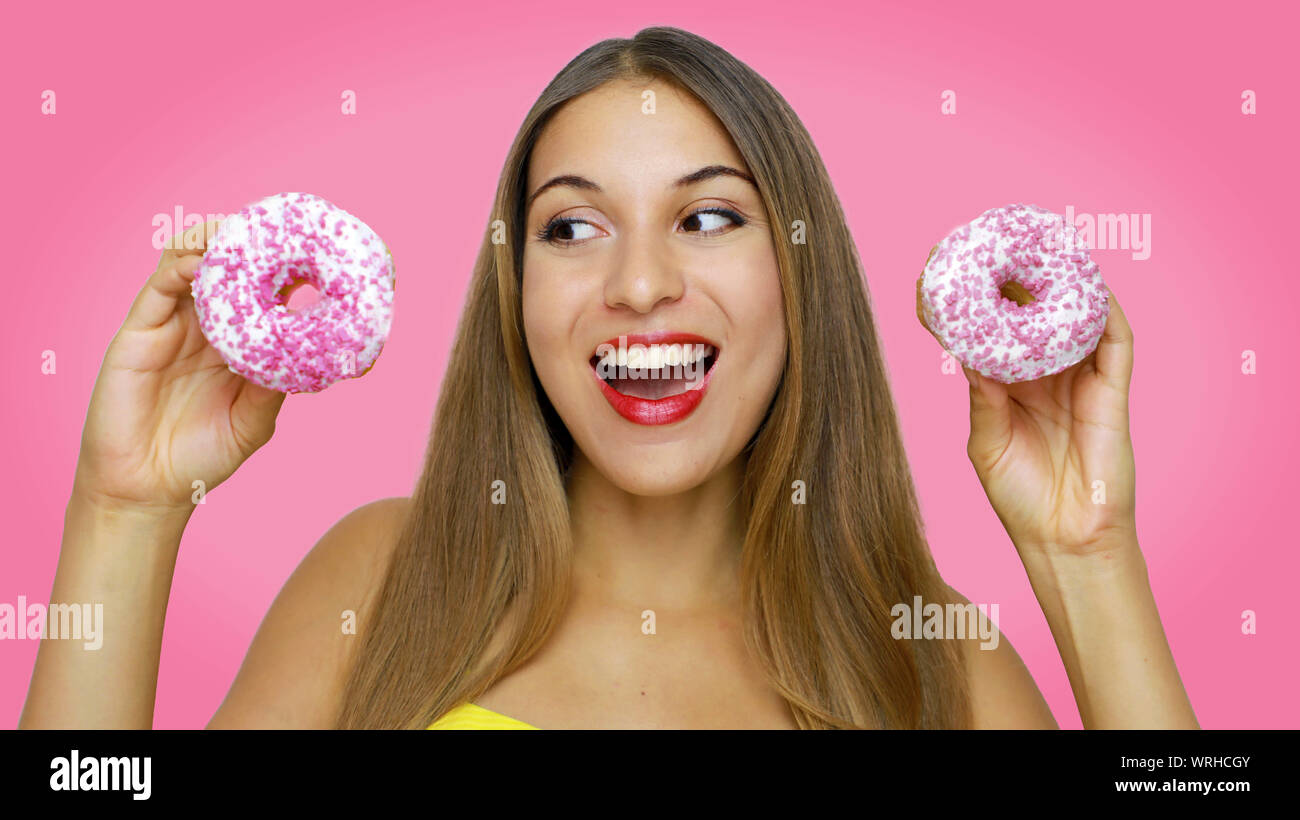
top-left (278, 279), bottom-right (322, 312)
top-left (999, 279), bottom-right (1037, 307)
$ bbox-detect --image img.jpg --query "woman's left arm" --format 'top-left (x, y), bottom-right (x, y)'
top-left (924, 287), bottom-right (1198, 729)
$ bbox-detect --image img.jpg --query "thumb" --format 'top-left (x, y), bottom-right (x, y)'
top-left (231, 380), bottom-right (288, 452)
top-left (962, 367), bottom-right (1012, 464)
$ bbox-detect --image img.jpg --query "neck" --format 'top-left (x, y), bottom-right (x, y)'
top-left (565, 450), bottom-right (747, 613)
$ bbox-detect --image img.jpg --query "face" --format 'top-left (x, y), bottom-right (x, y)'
top-left (522, 78), bottom-right (787, 497)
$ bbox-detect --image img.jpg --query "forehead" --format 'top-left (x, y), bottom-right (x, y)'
top-left (527, 79), bottom-right (748, 191)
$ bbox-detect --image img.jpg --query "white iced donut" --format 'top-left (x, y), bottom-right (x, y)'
top-left (919, 203), bottom-right (1109, 383)
top-left (192, 192), bottom-right (395, 393)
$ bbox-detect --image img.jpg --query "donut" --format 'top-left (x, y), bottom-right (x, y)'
top-left (192, 192), bottom-right (395, 394)
top-left (918, 203), bottom-right (1109, 383)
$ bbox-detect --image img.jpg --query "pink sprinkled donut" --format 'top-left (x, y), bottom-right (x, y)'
top-left (919, 204), bottom-right (1109, 383)
top-left (192, 192), bottom-right (395, 394)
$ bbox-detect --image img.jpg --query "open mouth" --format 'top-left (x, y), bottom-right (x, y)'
top-left (587, 333), bottom-right (721, 426)
top-left (589, 342), bottom-right (719, 399)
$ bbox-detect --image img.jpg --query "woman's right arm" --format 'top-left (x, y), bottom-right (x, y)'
top-left (19, 220), bottom-right (287, 729)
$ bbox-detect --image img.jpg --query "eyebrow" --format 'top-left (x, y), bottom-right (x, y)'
top-left (525, 164), bottom-right (757, 212)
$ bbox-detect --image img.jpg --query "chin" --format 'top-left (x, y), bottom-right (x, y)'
top-left (576, 440), bottom-right (724, 498)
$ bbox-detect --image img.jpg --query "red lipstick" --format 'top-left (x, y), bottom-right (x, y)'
top-left (589, 331), bottom-right (719, 426)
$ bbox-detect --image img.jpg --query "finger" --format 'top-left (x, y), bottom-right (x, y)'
top-left (1093, 290), bottom-right (1133, 393)
top-left (158, 218), bottom-right (222, 265)
top-left (963, 366), bottom-right (1013, 464)
top-left (121, 253), bottom-right (205, 332)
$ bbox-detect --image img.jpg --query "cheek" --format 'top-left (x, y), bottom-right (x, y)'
top-left (522, 263), bottom-right (583, 391)
top-left (521, 268), bottom-right (556, 386)
top-left (716, 249), bottom-right (787, 380)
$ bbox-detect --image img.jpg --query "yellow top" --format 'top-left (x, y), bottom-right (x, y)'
top-left (427, 702), bottom-right (539, 730)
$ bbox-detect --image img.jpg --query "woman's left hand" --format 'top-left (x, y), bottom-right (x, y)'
top-left (918, 280), bottom-right (1138, 558)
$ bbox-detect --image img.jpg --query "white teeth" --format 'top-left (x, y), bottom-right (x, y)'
top-left (593, 342), bottom-right (716, 376)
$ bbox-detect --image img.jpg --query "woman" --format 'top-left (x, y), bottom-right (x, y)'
top-left (21, 26), bottom-right (1197, 729)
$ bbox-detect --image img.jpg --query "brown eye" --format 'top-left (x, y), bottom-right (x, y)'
top-left (536, 217), bottom-right (602, 246)
top-left (682, 207), bottom-right (746, 234)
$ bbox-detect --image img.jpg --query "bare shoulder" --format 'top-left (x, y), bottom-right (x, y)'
top-left (942, 582), bottom-right (1059, 729)
top-left (206, 496), bottom-right (412, 728)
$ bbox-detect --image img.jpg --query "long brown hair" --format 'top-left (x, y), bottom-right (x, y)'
top-left (337, 26), bottom-right (969, 729)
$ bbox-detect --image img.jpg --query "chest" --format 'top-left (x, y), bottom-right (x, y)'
top-left (473, 600), bottom-right (798, 729)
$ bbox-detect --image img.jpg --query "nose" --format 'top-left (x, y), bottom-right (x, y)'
top-left (603, 231), bottom-right (685, 314)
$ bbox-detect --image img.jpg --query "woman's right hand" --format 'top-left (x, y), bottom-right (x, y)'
top-left (74, 219), bottom-right (287, 517)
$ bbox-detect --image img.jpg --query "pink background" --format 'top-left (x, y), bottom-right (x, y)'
top-left (2, 0), bottom-right (1295, 729)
